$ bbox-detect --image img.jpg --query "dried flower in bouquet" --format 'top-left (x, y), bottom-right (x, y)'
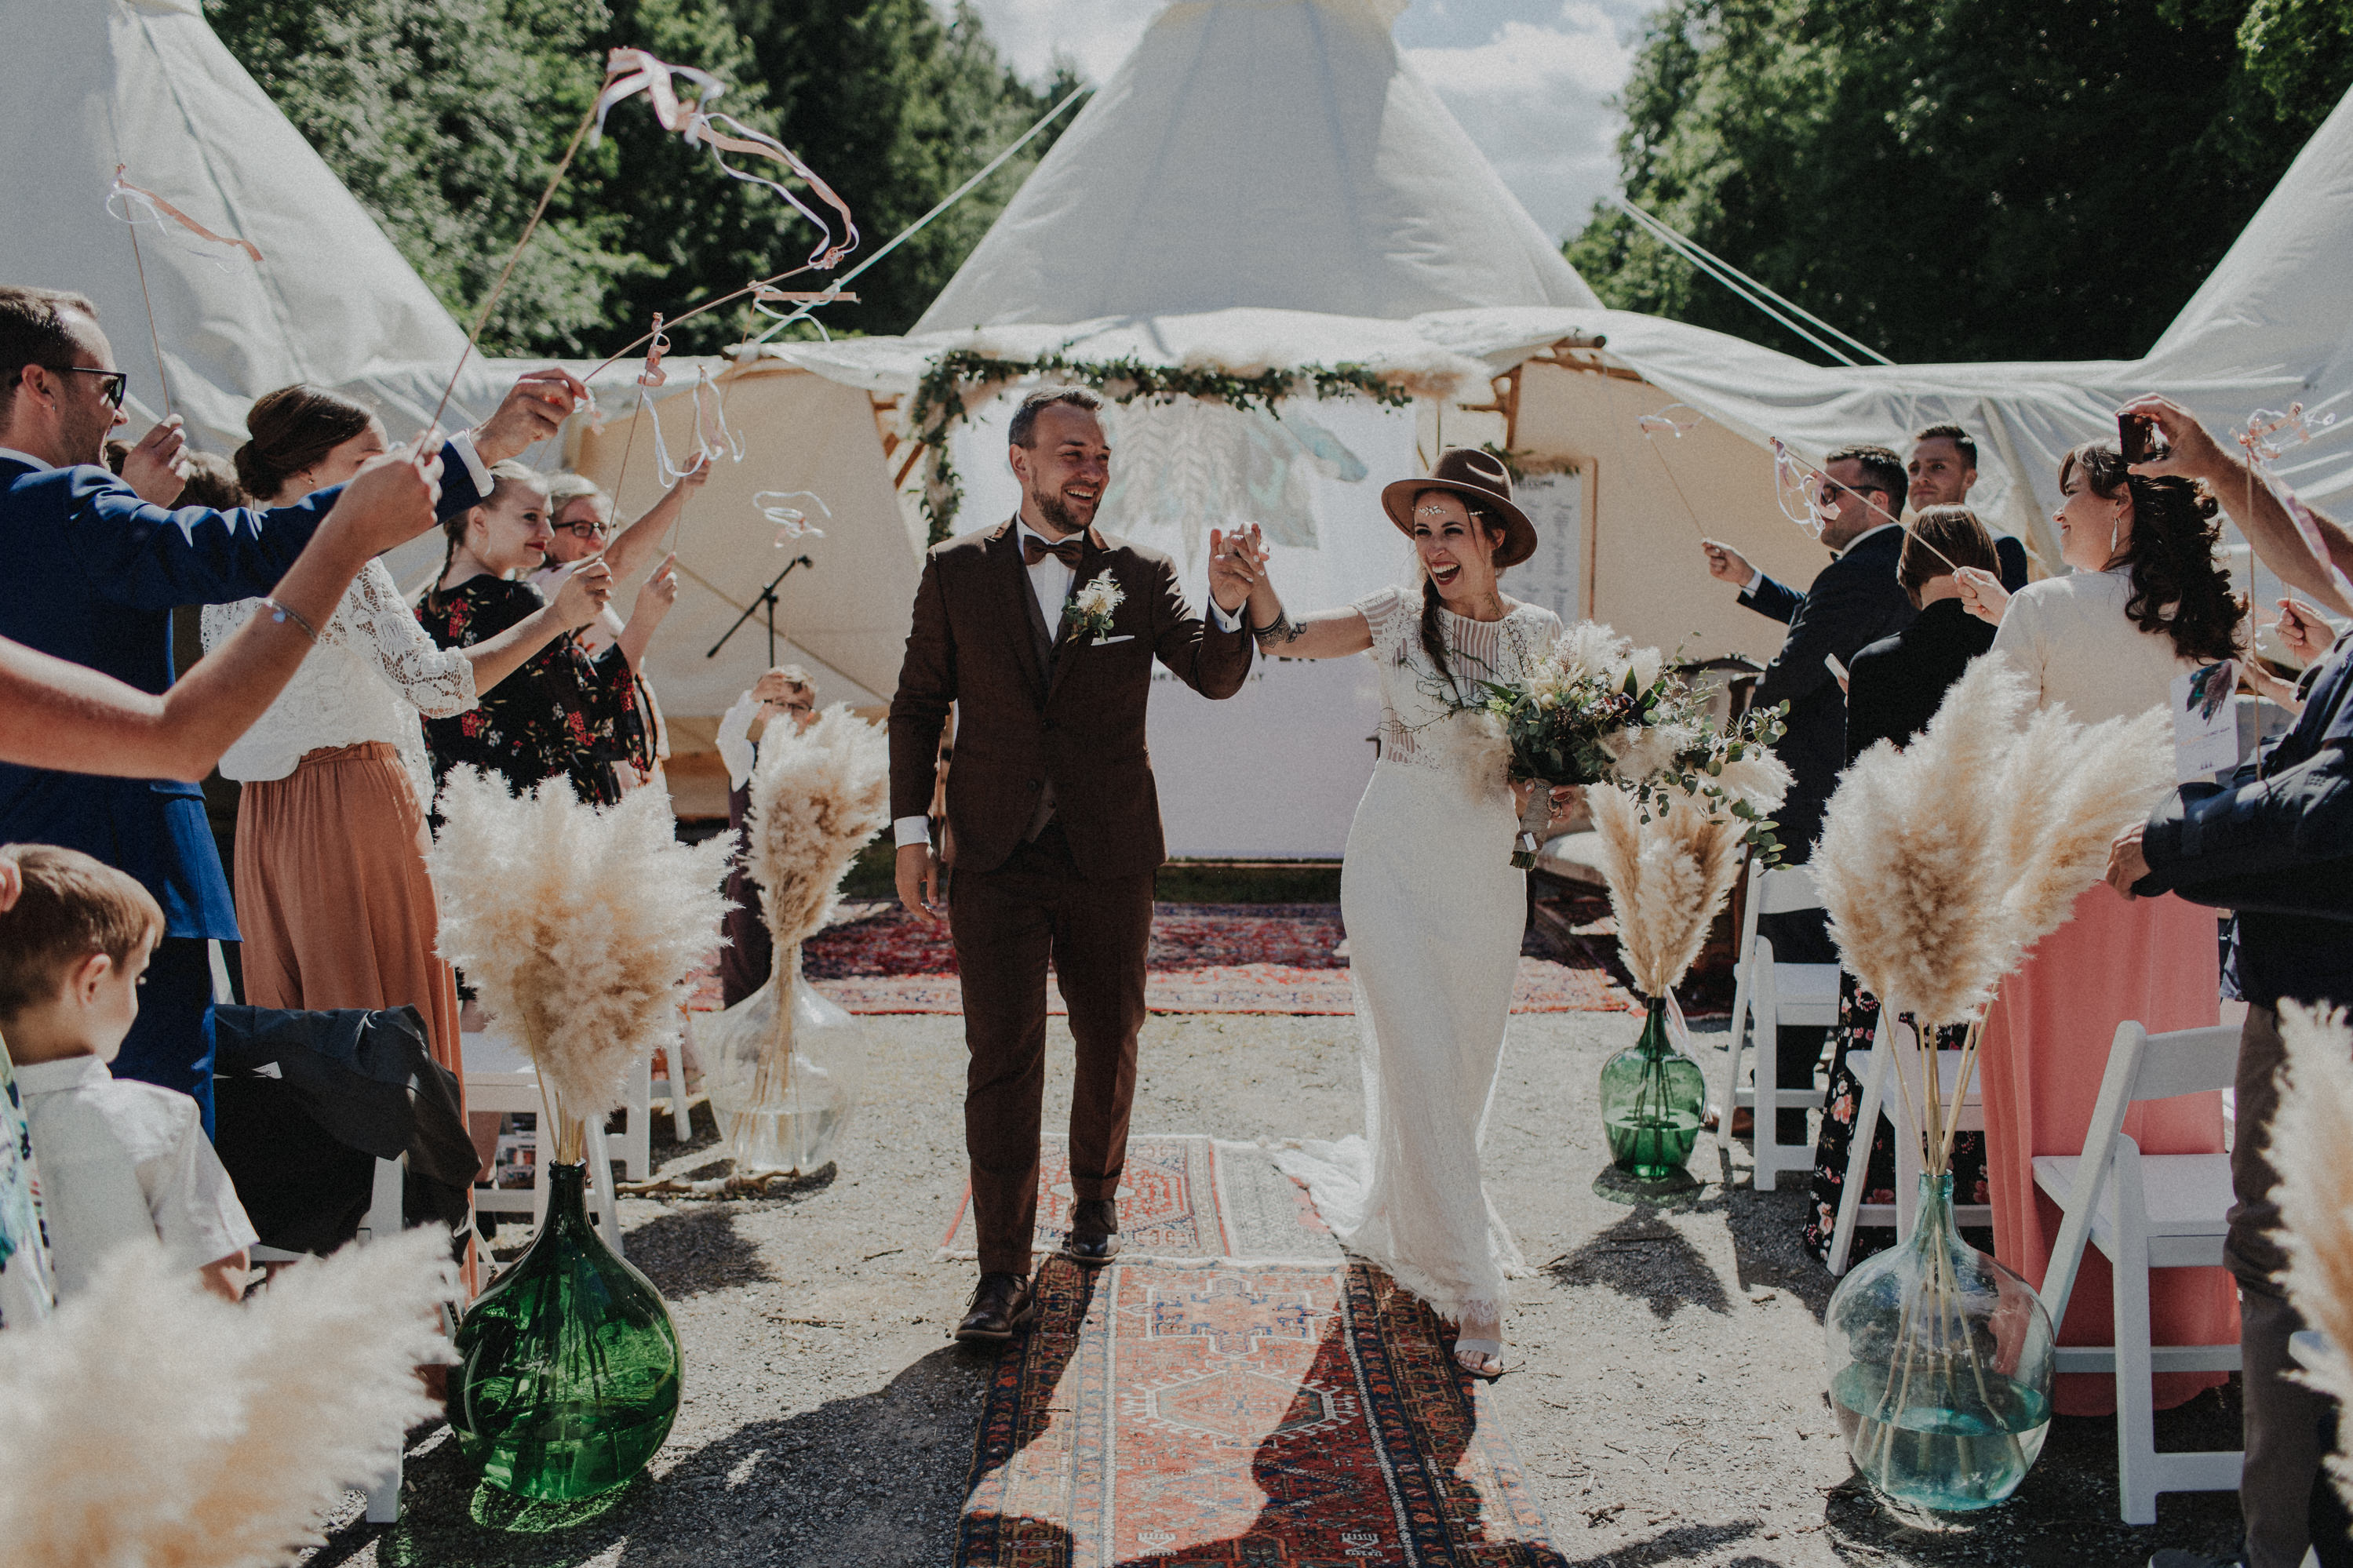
top-left (1466, 619), bottom-right (1790, 867)
top-left (0, 1228), bottom-right (457, 1568)
top-left (429, 769), bottom-right (732, 1119)
top-left (2273, 1002), bottom-right (2353, 1508)
top-left (745, 704), bottom-right (891, 948)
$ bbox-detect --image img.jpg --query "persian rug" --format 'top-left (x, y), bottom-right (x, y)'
top-left (938, 1135), bottom-right (1342, 1265)
top-left (798, 904), bottom-right (1633, 1017)
top-left (956, 1259), bottom-right (1567, 1566)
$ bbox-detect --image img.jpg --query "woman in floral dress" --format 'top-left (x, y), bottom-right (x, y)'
top-left (417, 462), bottom-right (677, 806)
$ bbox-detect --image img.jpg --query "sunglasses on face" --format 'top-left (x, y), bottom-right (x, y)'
top-left (54, 365), bottom-right (128, 409)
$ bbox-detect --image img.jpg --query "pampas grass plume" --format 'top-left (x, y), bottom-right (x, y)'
top-left (429, 769), bottom-right (732, 1115)
top-left (0, 1227), bottom-right (457, 1568)
top-left (1590, 782), bottom-right (1747, 999)
top-left (2275, 1002), bottom-right (2353, 1508)
top-left (746, 704), bottom-right (891, 950)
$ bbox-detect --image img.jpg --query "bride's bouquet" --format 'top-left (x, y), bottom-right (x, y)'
top-left (1468, 622), bottom-right (1789, 867)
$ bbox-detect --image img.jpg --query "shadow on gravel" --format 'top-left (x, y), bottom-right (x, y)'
top-left (323, 1345), bottom-right (993, 1568)
top-left (623, 1208), bottom-right (778, 1300)
top-left (1546, 1519), bottom-right (1764, 1564)
top-left (1544, 1208), bottom-right (1733, 1320)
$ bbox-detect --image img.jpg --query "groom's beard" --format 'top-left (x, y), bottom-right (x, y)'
top-left (1031, 484), bottom-right (1094, 537)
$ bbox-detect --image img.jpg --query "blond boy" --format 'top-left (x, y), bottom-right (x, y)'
top-left (0, 845), bottom-right (253, 1300)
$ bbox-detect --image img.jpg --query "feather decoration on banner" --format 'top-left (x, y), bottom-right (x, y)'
top-left (746, 704), bottom-right (891, 951)
top-left (0, 1229), bottom-right (457, 1568)
top-left (428, 770), bottom-right (731, 1116)
top-left (1589, 781), bottom-right (1751, 999)
top-left (2273, 1002), bottom-right (2353, 1510)
top-left (595, 48), bottom-right (859, 270)
top-left (1813, 656), bottom-right (2174, 1030)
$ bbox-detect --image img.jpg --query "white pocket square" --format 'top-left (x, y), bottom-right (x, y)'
top-left (1091, 634), bottom-right (1135, 646)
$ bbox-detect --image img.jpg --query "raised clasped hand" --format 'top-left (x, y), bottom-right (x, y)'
top-left (553, 557), bottom-right (614, 629)
top-left (1699, 538), bottom-right (1750, 587)
top-left (475, 367), bottom-right (592, 464)
top-left (123, 416), bottom-right (191, 508)
top-left (330, 445), bottom-right (443, 555)
top-left (1207, 522), bottom-right (1269, 612)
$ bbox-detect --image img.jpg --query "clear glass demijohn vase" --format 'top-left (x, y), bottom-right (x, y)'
top-left (701, 944), bottom-right (865, 1173)
top-left (1597, 994), bottom-right (1707, 1180)
top-left (1826, 1172), bottom-right (2057, 1510)
top-left (451, 1095), bottom-right (683, 1501)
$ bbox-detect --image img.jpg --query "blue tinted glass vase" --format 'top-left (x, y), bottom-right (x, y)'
top-left (452, 1108), bottom-right (681, 1501)
top-left (1827, 1173), bottom-right (2056, 1510)
top-left (1599, 995), bottom-right (1706, 1180)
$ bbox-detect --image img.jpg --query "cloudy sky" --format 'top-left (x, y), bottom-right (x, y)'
top-left (965, 0), bottom-right (1661, 246)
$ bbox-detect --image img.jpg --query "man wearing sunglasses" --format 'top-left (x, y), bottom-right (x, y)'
top-left (0, 282), bottom-right (586, 1133)
top-left (1699, 444), bottom-right (1918, 1150)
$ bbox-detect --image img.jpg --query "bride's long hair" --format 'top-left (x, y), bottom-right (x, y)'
top-left (1416, 489), bottom-right (1509, 682)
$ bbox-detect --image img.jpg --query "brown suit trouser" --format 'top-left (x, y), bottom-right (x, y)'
top-left (949, 820), bottom-right (1152, 1277)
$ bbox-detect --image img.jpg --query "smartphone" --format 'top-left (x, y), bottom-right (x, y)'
top-left (2120, 412), bottom-right (2170, 465)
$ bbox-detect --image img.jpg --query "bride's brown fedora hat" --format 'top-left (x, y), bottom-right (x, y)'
top-left (1379, 447), bottom-right (1538, 569)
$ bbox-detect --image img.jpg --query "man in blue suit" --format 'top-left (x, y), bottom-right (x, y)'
top-left (1701, 446), bottom-right (1918, 1145)
top-left (0, 283), bottom-right (585, 1130)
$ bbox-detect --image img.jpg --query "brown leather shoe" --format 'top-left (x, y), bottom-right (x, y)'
top-left (1062, 1197), bottom-right (1120, 1265)
top-left (955, 1271), bottom-right (1036, 1344)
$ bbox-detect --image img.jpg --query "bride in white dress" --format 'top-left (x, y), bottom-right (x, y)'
top-left (1238, 449), bottom-right (1568, 1378)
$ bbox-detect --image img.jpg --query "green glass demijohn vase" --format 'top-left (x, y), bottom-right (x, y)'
top-left (1599, 994), bottom-right (1706, 1180)
top-left (452, 1099), bottom-right (683, 1501)
top-left (1826, 1172), bottom-right (2056, 1511)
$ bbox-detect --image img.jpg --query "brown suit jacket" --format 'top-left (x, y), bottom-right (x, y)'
top-left (888, 518), bottom-right (1255, 879)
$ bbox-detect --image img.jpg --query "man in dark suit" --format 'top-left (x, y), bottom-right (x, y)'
top-left (1907, 424), bottom-right (2030, 592)
top-left (889, 387), bottom-right (1258, 1342)
top-left (1701, 444), bottom-right (1918, 1143)
top-left (0, 283), bottom-right (581, 1131)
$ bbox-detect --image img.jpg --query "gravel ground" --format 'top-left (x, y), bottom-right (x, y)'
top-left (308, 1008), bottom-right (2248, 1567)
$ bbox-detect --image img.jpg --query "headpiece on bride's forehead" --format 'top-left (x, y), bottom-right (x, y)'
top-left (1379, 447), bottom-right (1538, 568)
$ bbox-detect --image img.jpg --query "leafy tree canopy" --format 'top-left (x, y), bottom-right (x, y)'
top-left (206, 0), bottom-right (1082, 356)
top-left (1563, 0), bottom-right (2353, 364)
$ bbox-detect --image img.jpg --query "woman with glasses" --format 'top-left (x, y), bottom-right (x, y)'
top-left (199, 386), bottom-right (609, 1141)
top-left (533, 470), bottom-right (705, 795)
top-left (1955, 443), bottom-right (2247, 1418)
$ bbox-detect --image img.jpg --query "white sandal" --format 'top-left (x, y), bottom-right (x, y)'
top-left (1454, 1337), bottom-right (1506, 1380)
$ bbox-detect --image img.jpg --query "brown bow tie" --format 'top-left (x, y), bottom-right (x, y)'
top-left (1022, 533), bottom-right (1084, 567)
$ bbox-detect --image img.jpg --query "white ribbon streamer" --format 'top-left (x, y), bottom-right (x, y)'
top-left (755, 489), bottom-right (829, 541)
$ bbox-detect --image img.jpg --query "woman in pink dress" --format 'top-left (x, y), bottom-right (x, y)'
top-left (1958, 442), bottom-right (2246, 1414)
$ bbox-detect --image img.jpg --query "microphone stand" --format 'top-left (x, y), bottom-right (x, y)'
top-left (706, 555), bottom-right (814, 664)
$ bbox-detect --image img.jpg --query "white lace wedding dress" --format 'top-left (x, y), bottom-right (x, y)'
top-left (1277, 585), bottom-right (1561, 1326)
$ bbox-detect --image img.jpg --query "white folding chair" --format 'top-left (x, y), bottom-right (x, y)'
top-left (2036, 1020), bottom-right (2242, 1524)
top-left (461, 1028), bottom-right (626, 1255)
top-left (1826, 1006), bottom-right (1994, 1275)
top-left (650, 1010), bottom-right (697, 1142)
top-left (249, 1157), bottom-right (410, 1523)
top-left (1719, 859), bottom-right (1840, 1189)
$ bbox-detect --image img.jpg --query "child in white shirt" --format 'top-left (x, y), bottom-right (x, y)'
top-left (0, 844), bottom-right (255, 1301)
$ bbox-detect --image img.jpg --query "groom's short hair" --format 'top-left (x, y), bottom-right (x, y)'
top-left (1008, 385), bottom-right (1103, 449)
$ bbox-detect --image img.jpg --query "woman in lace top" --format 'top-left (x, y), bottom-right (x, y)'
top-left (202, 387), bottom-right (609, 1280)
top-left (417, 464), bottom-right (676, 810)
top-left (1241, 449), bottom-right (1573, 1381)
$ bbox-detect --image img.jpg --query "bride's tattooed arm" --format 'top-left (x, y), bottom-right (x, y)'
top-left (1251, 610), bottom-right (1307, 649)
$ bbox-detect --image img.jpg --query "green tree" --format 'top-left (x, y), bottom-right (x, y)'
top-left (1564, 0), bottom-right (2353, 364)
top-left (206, 0), bottom-right (1080, 357)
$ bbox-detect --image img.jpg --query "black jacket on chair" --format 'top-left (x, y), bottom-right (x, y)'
top-left (1740, 524), bottom-right (1918, 855)
top-left (1843, 598), bottom-right (1997, 763)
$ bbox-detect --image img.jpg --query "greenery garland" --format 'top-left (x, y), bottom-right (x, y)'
top-left (906, 347), bottom-right (1419, 545)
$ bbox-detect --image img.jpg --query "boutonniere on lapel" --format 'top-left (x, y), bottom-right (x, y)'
top-left (1066, 571), bottom-right (1125, 645)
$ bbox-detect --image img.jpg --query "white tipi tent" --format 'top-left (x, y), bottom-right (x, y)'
top-left (0, 0), bottom-right (472, 454)
top-left (912, 0), bottom-right (1596, 329)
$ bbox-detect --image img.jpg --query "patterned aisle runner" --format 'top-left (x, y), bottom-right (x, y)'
top-left (952, 1139), bottom-right (1566, 1566)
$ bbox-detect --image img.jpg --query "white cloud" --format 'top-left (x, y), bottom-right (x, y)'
top-left (967, 0), bottom-right (1162, 84)
top-left (1403, 6), bottom-right (1631, 97)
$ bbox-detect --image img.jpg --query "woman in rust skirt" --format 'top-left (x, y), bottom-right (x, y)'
top-left (202, 387), bottom-right (607, 1284)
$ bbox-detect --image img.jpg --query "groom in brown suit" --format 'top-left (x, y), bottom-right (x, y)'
top-left (888, 387), bottom-right (1260, 1341)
